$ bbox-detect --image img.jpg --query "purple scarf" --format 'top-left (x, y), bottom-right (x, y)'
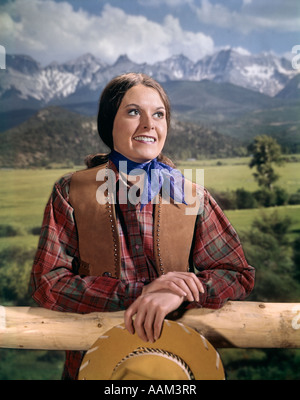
top-left (109, 150), bottom-right (186, 209)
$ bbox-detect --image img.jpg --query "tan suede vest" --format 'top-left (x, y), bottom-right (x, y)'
top-left (69, 163), bottom-right (200, 278)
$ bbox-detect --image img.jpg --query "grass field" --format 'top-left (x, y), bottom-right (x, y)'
top-left (177, 157), bottom-right (300, 193)
top-left (1, 157), bottom-right (300, 251)
top-left (178, 157), bottom-right (300, 240)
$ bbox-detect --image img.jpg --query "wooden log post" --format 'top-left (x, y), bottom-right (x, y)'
top-left (0, 301), bottom-right (300, 351)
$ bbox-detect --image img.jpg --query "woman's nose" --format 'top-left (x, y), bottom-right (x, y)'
top-left (141, 113), bottom-right (154, 130)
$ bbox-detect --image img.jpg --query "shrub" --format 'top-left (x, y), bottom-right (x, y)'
top-left (209, 189), bottom-right (237, 210)
top-left (0, 246), bottom-right (36, 304)
top-left (0, 224), bottom-right (25, 237)
top-left (253, 189), bottom-right (277, 207)
top-left (288, 189), bottom-right (300, 205)
top-left (235, 188), bottom-right (257, 209)
top-left (30, 226), bottom-right (41, 236)
top-left (273, 186), bottom-right (289, 206)
top-left (241, 211), bottom-right (299, 302)
top-left (293, 236), bottom-right (300, 283)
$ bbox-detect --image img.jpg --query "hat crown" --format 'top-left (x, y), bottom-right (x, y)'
top-left (111, 346), bottom-right (195, 380)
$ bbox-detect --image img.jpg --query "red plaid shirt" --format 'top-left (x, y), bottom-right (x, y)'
top-left (30, 164), bottom-right (255, 380)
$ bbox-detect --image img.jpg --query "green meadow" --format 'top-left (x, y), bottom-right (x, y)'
top-left (178, 157), bottom-right (300, 240)
top-left (1, 157), bottom-right (300, 251)
top-left (178, 157), bottom-right (300, 193)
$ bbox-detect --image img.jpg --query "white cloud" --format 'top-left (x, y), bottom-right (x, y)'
top-left (0, 0), bottom-right (214, 65)
top-left (138, 0), bottom-right (194, 7)
top-left (195, 0), bottom-right (300, 34)
top-left (196, 0), bottom-right (238, 30)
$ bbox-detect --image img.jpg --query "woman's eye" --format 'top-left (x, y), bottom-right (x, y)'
top-left (128, 109), bottom-right (140, 116)
top-left (154, 111), bottom-right (165, 119)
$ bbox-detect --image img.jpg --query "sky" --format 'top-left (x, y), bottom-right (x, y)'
top-left (0, 0), bottom-right (299, 66)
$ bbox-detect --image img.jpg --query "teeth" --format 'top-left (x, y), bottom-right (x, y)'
top-left (134, 136), bottom-right (155, 142)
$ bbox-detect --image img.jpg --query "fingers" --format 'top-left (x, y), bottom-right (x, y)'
top-left (142, 279), bottom-right (188, 298)
top-left (124, 302), bottom-right (138, 335)
top-left (184, 272), bottom-right (205, 301)
top-left (124, 291), bottom-right (184, 343)
top-left (124, 297), bottom-right (160, 343)
top-left (149, 272), bottom-right (204, 302)
top-left (124, 274), bottom-right (205, 344)
top-left (136, 306), bottom-right (157, 343)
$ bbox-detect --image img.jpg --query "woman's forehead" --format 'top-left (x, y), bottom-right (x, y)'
top-left (120, 84), bottom-right (165, 109)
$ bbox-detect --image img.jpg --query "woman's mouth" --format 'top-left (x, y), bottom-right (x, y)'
top-left (133, 136), bottom-right (156, 143)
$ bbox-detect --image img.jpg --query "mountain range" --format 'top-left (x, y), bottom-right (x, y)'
top-left (0, 49), bottom-right (298, 112)
top-left (0, 48), bottom-right (299, 166)
top-left (0, 106), bottom-right (241, 168)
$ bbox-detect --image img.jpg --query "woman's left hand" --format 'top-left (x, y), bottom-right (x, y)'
top-left (141, 271), bottom-right (204, 302)
top-left (124, 290), bottom-right (184, 343)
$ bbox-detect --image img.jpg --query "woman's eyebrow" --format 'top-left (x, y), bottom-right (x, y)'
top-left (124, 103), bottom-right (140, 109)
top-left (124, 103), bottom-right (165, 110)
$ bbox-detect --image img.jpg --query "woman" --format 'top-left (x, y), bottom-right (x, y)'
top-left (30, 73), bottom-right (255, 380)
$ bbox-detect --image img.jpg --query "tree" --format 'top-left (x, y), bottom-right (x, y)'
top-left (292, 236), bottom-right (300, 283)
top-left (241, 211), bottom-right (300, 302)
top-left (0, 246), bottom-right (36, 304)
top-left (248, 135), bottom-right (283, 190)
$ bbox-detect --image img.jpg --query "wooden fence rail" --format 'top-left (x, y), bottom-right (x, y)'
top-left (1, 301), bottom-right (300, 350)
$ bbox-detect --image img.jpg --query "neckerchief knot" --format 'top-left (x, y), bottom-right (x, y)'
top-left (109, 150), bottom-right (186, 209)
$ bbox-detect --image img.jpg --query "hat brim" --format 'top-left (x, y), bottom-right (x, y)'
top-left (78, 320), bottom-right (225, 380)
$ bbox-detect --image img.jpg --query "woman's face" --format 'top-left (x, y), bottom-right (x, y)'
top-left (112, 84), bottom-right (168, 163)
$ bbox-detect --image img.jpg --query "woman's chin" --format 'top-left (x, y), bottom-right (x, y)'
top-left (126, 147), bottom-right (161, 163)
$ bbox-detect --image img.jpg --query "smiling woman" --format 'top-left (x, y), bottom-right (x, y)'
top-left (30, 72), bottom-right (255, 380)
top-left (112, 85), bottom-right (168, 163)
top-left (96, 73), bottom-right (171, 151)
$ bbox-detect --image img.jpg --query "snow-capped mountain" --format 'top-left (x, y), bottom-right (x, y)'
top-left (193, 49), bottom-right (296, 97)
top-left (0, 49), bottom-right (297, 111)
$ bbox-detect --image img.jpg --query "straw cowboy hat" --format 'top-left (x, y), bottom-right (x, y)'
top-left (78, 320), bottom-right (225, 380)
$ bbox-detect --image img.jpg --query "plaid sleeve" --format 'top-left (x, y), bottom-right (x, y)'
top-left (30, 174), bottom-right (143, 314)
top-left (190, 190), bottom-right (255, 309)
